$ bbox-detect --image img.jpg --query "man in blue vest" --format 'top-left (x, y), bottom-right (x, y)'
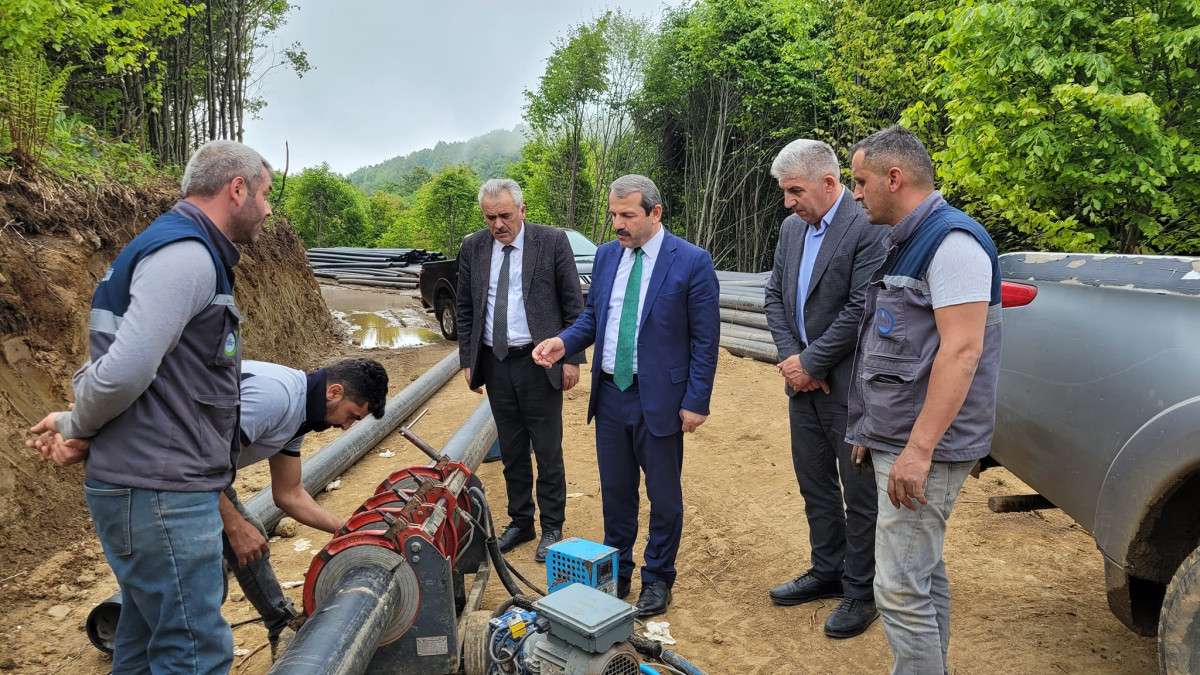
top-left (222, 357), bottom-right (387, 659)
top-left (27, 140), bottom-right (272, 675)
top-left (846, 125), bottom-right (1002, 674)
top-left (533, 174), bottom-right (720, 618)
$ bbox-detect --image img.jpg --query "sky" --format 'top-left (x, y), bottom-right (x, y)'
top-left (242, 0), bottom-right (671, 175)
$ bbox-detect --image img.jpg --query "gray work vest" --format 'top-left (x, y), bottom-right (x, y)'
top-left (846, 196), bottom-right (1002, 463)
top-left (85, 202), bottom-right (242, 491)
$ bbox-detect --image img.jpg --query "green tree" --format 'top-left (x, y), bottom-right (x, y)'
top-left (377, 165), bottom-right (482, 255)
top-left (910, 0), bottom-right (1200, 252)
top-left (637, 0), bottom-right (836, 270)
top-left (524, 19), bottom-right (608, 230)
top-left (284, 164), bottom-right (370, 248)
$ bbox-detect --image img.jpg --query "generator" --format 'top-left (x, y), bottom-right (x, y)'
top-left (466, 583), bottom-right (640, 675)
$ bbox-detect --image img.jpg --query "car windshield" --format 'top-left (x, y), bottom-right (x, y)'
top-left (564, 229), bottom-right (597, 258)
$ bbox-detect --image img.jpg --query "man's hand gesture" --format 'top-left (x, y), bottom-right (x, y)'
top-left (532, 337), bottom-right (566, 368)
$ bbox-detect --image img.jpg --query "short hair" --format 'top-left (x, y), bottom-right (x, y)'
top-left (325, 358), bottom-right (389, 419)
top-left (851, 125), bottom-right (936, 187)
top-left (181, 140), bottom-right (272, 197)
top-left (770, 139), bottom-right (840, 181)
top-left (478, 178), bottom-right (524, 208)
top-left (609, 174), bottom-right (662, 215)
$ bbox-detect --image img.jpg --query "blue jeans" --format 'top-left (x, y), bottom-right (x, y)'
top-left (871, 451), bottom-right (974, 675)
top-left (85, 479), bottom-right (232, 675)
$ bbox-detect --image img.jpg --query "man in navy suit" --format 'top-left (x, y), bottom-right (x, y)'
top-left (533, 174), bottom-right (720, 618)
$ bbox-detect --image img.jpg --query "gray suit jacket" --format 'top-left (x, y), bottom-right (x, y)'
top-left (456, 222), bottom-right (585, 390)
top-left (764, 190), bottom-right (888, 401)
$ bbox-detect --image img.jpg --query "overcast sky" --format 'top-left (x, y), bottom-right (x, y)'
top-left (242, 0), bottom-right (671, 174)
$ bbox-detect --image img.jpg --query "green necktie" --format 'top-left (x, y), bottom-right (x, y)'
top-left (613, 248), bottom-right (643, 391)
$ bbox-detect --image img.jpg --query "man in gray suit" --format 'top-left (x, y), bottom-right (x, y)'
top-left (456, 178), bottom-right (585, 562)
top-left (763, 139), bottom-right (889, 638)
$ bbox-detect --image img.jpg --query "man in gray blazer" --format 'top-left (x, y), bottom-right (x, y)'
top-left (456, 178), bottom-right (585, 562)
top-left (763, 139), bottom-right (889, 638)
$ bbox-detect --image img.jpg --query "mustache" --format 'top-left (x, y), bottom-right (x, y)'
top-left (616, 228), bottom-right (631, 237)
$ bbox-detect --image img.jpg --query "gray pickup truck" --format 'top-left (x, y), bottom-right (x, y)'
top-left (991, 253), bottom-right (1200, 674)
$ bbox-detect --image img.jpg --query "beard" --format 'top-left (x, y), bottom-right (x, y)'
top-left (229, 202), bottom-right (266, 244)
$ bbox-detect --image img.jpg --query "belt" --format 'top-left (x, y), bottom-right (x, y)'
top-left (599, 371), bottom-right (638, 387)
top-left (488, 343), bottom-right (534, 357)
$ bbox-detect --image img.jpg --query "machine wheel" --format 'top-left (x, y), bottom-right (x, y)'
top-left (437, 292), bottom-right (457, 341)
top-left (461, 609), bottom-right (492, 675)
top-left (1159, 544), bottom-right (1200, 674)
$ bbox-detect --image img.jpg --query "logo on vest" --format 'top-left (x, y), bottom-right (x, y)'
top-left (876, 307), bottom-right (896, 336)
top-left (224, 332), bottom-right (237, 357)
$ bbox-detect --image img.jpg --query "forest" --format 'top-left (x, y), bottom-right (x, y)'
top-left (3, 0), bottom-right (1198, 267)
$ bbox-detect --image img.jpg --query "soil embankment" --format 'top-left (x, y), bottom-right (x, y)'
top-left (0, 171), bottom-right (340, 585)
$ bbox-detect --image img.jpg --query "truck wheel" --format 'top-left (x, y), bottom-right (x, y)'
top-left (436, 292), bottom-right (457, 341)
top-left (1159, 544), bottom-right (1200, 674)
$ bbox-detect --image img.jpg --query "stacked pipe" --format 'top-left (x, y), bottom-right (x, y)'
top-left (270, 400), bottom-right (497, 675)
top-left (85, 352), bottom-right (463, 655)
top-left (716, 270), bottom-right (778, 364)
top-left (307, 247), bottom-right (446, 290)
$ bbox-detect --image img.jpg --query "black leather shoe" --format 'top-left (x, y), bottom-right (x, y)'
top-left (496, 524), bottom-right (535, 553)
top-left (635, 581), bottom-right (672, 618)
top-left (824, 597), bottom-right (879, 638)
top-left (534, 529), bottom-right (562, 563)
top-left (617, 578), bottom-right (631, 600)
top-left (769, 571), bottom-right (843, 606)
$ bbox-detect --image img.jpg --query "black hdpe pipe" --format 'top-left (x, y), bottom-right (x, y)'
top-left (268, 399), bottom-right (497, 675)
top-left (85, 351), bottom-right (462, 654)
top-left (719, 294), bottom-right (764, 313)
top-left (268, 565), bottom-right (406, 675)
top-left (720, 335), bottom-right (779, 364)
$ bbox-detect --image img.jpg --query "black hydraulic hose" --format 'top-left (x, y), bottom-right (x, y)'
top-left (267, 564), bottom-right (406, 675)
top-left (628, 634), bottom-right (706, 675)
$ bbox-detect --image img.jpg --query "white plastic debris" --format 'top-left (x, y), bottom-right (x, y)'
top-left (293, 538), bottom-right (313, 553)
top-left (378, 450), bottom-right (396, 458)
top-left (233, 648), bottom-right (249, 657)
top-left (324, 479), bottom-right (342, 492)
top-left (281, 580), bottom-right (304, 589)
top-left (643, 621), bottom-right (676, 645)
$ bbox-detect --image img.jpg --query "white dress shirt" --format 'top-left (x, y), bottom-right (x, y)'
top-left (601, 226), bottom-right (666, 374)
top-left (483, 224), bottom-right (532, 347)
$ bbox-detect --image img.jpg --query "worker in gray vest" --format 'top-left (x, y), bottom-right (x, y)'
top-left (845, 125), bottom-right (1002, 675)
top-left (27, 140), bottom-right (272, 675)
top-left (222, 357), bottom-right (388, 659)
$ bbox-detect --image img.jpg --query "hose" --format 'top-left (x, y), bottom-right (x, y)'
top-left (660, 650), bottom-right (705, 675)
top-left (628, 634), bottom-right (706, 675)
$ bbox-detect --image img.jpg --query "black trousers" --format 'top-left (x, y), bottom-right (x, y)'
top-left (481, 349), bottom-right (567, 531)
top-left (788, 391), bottom-right (878, 600)
top-left (220, 487), bottom-right (296, 635)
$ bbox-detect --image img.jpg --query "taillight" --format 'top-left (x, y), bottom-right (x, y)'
top-left (1001, 281), bottom-right (1037, 308)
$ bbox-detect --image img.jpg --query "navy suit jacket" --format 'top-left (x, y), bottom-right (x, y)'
top-left (559, 229), bottom-right (720, 437)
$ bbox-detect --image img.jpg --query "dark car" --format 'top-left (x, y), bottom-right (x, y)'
top-left (991, 252), bottom-right (1200, 674)
top-left (419, 228), bottom-right (596, 340)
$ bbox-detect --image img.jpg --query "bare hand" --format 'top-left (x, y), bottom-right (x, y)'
top-left (463, 368), bottom-right (482, 394)
top-left (888, 447), bottom-right (932, 510)
top-left (562, 363), bottom-right (580, 391)
top-left (679, 409), bottom-right (707, 433)
top-left (532, 338), bottom-right (565, 368)
top-left (851, 445), bottom-right (868, 466)
top-left (777, 356), bottom-right (829, 394)
top-left (27, 413), bottom-right (90, 466)
top-left (226, 517), bottom-right (270, 568)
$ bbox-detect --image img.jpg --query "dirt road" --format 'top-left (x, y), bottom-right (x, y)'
top-left (0, 288), bottom-right (1156, 674)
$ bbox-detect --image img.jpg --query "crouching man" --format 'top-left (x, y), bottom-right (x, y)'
top-left (223, 357), bottom-right (388, 658)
